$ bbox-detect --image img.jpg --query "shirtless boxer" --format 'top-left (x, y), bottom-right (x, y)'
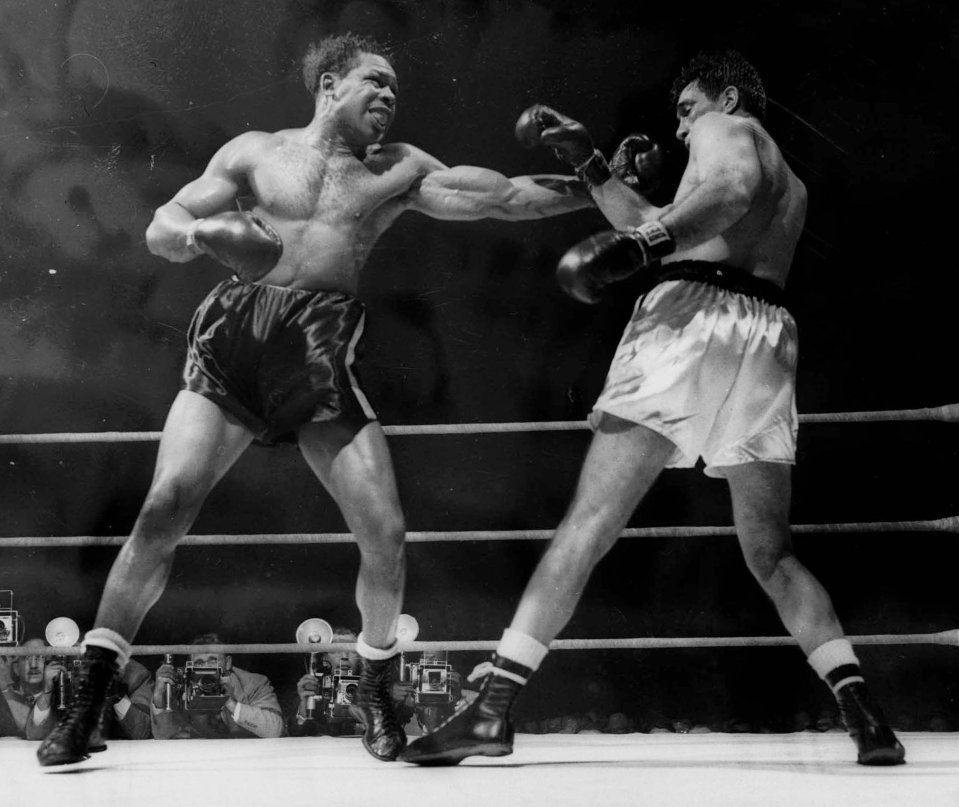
top-left (36, 33), bottom-right (590, 768)
top-left (401, 50), bottom-right (905, 767)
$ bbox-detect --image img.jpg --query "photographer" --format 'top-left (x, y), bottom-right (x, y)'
top-left (291, 627), bottom-right (367, 737)
top-left (0, 638), bottom-right (69, 740)
top-left (1, 639), bottom-right (54, 737)
top-left (151, 633), bottom-right (284, 739)
top-left (290, 629), bottom-right (471, 737)
top-left (6, 637), bottom-right (154, 741)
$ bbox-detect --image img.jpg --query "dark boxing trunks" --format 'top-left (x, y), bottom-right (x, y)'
top-left (653, 260), bottom-right (788, 310)
top-left (182, 280), bottom-right (376, 445)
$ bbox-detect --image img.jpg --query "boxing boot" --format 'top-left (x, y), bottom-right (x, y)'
top-left (37, 647), bottom-right (117, 767)
top-left (835, 681), bottom-right (905, 765)
top-left (400, 655), bottom-right (527, 766)
top-left (350, 657), bottom-right (406, 761)
top-left (88, 717), bottom-right (108, 754)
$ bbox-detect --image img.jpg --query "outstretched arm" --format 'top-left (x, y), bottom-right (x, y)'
top-left (407, 160), bottom-right (593, 222)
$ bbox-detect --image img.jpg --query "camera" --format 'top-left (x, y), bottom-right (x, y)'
top-left (0, 590), bottom-right (21, 647)
top-left (52, 658), bottom-right (84, 712)
top-left (322, 664), bottom-right (360, 721)
top-left (160, 655), bottom-right (232, 713)
top-left (401, 652), bottom-right (460, 706)
top-left (182, 659), bottom-right (231, 712)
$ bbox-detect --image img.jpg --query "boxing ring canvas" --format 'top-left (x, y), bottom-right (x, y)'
top-left (5, 734), bottom-right (959, 807)
top-left (2, 0), bottom-right (958, 802)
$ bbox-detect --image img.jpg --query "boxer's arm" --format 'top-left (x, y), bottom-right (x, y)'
top-left (655, 115), bottom-right (761, 248)
top-left (146, 132), bottom-right (263, 263)
top-left (407, 159), bottom-right (592, 221)
top-left (589, 176), bottom-right (668, 230)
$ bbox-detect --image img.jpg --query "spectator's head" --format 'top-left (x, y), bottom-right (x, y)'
top-left (190, 632), bottom-right (229, 671)
top-left (13, 638), bottom-right (47, 689)
top-left (324, 627), bottom-right (360, 671)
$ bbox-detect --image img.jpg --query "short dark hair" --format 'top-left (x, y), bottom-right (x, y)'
top-left (302, 33), bottom-right (390, 97)
top-left (670, 50), bottom-right (766, 121)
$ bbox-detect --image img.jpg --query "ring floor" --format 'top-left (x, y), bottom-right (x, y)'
top-left (5, 732), bottom-right (956, 807)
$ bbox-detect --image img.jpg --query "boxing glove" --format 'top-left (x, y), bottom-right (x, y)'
top-left (610, 134), bottom-right (666, 197)
top-left (514, 104), bottom-right (611, 186)
top-left (188, 211), bottom-right (283, 283)
top-left (556, 222), bottom-right (675, 304)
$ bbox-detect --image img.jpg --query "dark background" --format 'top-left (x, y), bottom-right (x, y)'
top-left (1, 0), bottom-right (957, 731)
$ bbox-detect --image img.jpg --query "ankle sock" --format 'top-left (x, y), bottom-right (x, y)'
top-left (82, 627), bottom-right (131, 669)
top-left (807, 638), bottom-right (865, 695)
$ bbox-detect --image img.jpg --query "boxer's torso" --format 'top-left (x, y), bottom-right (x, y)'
top-left (227, 130), bottom-right (423, 294)
top-left (667, 116), bottom-right (806, 290)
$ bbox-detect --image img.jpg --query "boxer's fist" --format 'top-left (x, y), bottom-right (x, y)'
top-left (515, 104), bottom-right (595, 169)
top-left (188, 211), bottom-right (283, 283)
top-left (556, 222), bottom-right (675, 304)
top-left (610, 134), bottom-right (666, 197)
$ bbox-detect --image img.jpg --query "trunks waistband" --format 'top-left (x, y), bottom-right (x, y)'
top-left (653, 260), bottom-right (788, 310)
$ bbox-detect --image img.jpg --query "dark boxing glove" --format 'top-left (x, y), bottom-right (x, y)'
top-left (610, 134), bottom-right (666, 197)
top-left (556, 221), bottom-right (676, 304)
top-left (514, 104), bottom-right (611, 187)
top-left (187, 211), bottom-right (283, 283)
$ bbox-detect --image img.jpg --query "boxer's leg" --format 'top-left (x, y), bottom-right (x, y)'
top-left (401, 416), bottom-right (674, 765)
top-left (298, 419), bottom-right (407, 761)
top-left (38, 392), bottom-right (254, 768)
top-left (726, 461), bottom-right (904, 766)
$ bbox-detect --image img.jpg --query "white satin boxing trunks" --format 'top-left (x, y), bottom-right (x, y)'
top-left (589, 260), bottom-right (798, 478)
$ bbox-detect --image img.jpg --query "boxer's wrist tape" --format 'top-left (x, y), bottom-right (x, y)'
top-left (575, 149), bottom-right (612, 188)
top-left (633, 221), bottom-right (676, 259)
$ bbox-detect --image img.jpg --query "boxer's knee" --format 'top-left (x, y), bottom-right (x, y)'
top-left (135, 474), bottom-right (212, 540)
top-left (356, 505), bottom-right (406, 560)
top-left (743, 542), bottom-right (794, 587)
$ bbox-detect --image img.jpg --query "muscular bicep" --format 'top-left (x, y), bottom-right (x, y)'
top-left (410, 166), bottom-right (590, 221)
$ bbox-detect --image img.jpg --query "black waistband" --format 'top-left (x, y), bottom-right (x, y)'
top-left (653, 260), bottom-right (788, 309)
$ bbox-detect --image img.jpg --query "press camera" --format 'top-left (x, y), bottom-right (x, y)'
top-left (161, 655), bottom-right (232, 713)
top-left (0, 590), bottom-right (20, 646)
top-left (321, 663), bottom-right (360, 721)
top-left (400, 652), bottom-right (459, 706)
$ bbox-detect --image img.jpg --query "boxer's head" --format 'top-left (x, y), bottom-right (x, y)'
top-left (670, 50), bottom-right (766, 145)
top-left (304, 34), bottom-right (397, 143)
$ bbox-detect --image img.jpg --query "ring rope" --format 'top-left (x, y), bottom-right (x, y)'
top-left (4, 630), bottom-right (958, 657)
top-left (0, 403), bottom-right (956, 445)
top-left (1, 517), bottom-right (957, 549)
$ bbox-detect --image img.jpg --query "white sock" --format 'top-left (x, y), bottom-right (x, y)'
top-left (807, 638), bottom-right (864, 692)
top-left (356, 632), bottom-right (399, 661)
top-left (496, 628), bottom-right (549, 672)
top-left (82, 627), bottom-right (132, 669)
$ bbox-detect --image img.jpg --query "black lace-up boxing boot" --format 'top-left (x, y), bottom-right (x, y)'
top-left (350, 657), bottom-right (406, 761)
top-left (399, 655), bottom-right (528, 766)
top-left (37, 647), bottom-right (117, 767)
top-left (836, 681), bottom-right (906, 765)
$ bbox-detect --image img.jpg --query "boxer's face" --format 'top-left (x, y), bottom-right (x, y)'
top-left (674, 80), bottom-right (724, 148)
top-left (333, 53), bottom-right (398, 144)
